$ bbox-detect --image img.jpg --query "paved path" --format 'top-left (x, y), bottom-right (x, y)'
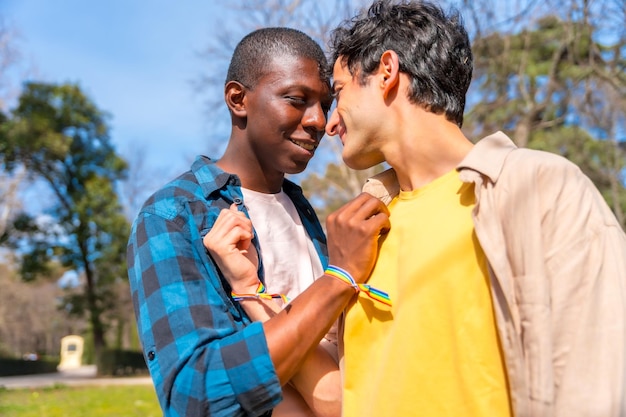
top-left (0, 365), bottom-right (152, 390)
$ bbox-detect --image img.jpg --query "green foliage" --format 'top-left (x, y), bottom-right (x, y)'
top-left (0, 385), bottom-right (161, 417)
top-left (470, 16), bottom-right (597, 136)
top-left (1, 83), bottom-right (113, 175)
top-left (0, 82), bottom-right (131, 360)
top-left (466, 11), bottom-right (626, 228)
top-left (7, 213), bottom-right (56, 281)
top-left (529, 126), bottom-right (616, 188)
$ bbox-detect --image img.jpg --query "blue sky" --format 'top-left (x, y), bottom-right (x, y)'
top-left (2, 0), bottom-right (231, 178)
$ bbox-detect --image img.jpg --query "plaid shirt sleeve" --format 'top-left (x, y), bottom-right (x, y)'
top-left (127, 186), bottom-right (282, 417)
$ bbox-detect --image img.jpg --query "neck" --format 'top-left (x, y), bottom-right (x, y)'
top-left (217, 141), bottom-right (284, 194)
top-left (383, 111), bottom-right (473, 191)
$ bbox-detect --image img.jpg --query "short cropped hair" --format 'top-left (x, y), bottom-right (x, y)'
top-left (226, 27), bottom-right (329, 89)
top-left (329, 0), bottom-right (472, 127)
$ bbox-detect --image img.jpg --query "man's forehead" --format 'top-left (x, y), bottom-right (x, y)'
top-left (261, 54), bottom-right (327, 81)
top-left (331, 59), bottom-right (354, 89)
top-left (332, 56), bottom-right (349, 73)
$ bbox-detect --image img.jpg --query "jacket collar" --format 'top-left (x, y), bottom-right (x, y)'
top-left (457, 131), bottom-right (517, 184)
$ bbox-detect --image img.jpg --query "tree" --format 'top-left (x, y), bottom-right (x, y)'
top-left (0, 82), bottom-right (130, 368)
top-left (464, 0), bottom-right (626, 228)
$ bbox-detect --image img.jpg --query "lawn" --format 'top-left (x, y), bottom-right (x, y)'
top-left (0, 384), bottom-right (162, 417)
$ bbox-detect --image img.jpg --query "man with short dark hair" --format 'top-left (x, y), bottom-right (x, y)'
top-left (128, 27), bottom-right (389, 417)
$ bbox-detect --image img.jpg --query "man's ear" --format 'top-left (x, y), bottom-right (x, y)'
top-left (379, 50), bottom-right (400, 100)
top-left (224, 81), bottom-right (247, 118)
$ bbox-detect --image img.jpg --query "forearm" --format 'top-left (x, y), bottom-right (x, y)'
top-left (263, 275), bottom-right (354, 384)
top-left (236, 280), bottom-right (344, 417)
top-left (288, 344), bottom-right (341, 417)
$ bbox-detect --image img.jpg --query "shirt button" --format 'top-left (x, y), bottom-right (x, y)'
top-left (233, 198), bottom-right (242, 205)
top-left (147, 351), bottom-right (156, 361)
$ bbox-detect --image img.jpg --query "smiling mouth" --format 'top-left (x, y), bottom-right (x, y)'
top-left (290, 139), bottom-right (317, 151)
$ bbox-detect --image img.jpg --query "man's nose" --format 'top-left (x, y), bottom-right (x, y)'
top-left (303, 102), bottom-right (326, 133)
top-left (325, 108), bottom-right (339, 136)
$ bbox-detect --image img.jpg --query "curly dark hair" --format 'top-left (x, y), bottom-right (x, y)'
top-left (226, 27), bottom-right (329, 89)
top-left (329, 0), bottom-right (472, 127)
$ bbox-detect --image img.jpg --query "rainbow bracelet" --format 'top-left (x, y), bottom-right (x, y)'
top-left (325, 265), bottom-right (392, 306)
top-left (231, 281), bottom-right (289, 304)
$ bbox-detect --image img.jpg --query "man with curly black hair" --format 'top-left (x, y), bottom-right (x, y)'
top-left (325, 1), bottom-right (626, 416)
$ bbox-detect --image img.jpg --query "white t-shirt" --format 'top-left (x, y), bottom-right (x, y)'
top-left (241, 187), bottom-right (324, 301)
top-left (241, 187), bottom-right (338, 351)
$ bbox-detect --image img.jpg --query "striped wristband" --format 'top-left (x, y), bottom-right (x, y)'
top-left (325, 265), bottom-right (392, 306)
top-left (231, 281), bottom-right (289, 304)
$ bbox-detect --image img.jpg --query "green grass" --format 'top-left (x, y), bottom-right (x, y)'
top-left (0, 384), bottom-right (162, 417)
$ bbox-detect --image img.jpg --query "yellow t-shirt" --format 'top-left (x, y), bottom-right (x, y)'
top-left (342, 170), bottom-right (512, 417)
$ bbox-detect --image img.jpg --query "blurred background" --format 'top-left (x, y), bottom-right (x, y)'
top-left (0, 0), bottom-right (624, 374)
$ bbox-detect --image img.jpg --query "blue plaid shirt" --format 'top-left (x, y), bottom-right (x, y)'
top-left (127, 156), bottom-right (328, 417)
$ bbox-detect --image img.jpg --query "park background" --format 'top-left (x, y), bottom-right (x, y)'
top-left (0, 0), bottom-right (624, 379)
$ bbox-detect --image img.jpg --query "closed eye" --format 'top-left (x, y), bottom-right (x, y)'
top-left (286, 96), bottom-right (306, 105)
top-left (331, 82), bottom-right (343, 99)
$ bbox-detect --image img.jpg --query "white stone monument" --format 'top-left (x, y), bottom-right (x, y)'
top-left (57, 335), bottom-right (84, 371)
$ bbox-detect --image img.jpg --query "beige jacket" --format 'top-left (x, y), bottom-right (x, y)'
top-left (362, 131), bottom-right (626, 417)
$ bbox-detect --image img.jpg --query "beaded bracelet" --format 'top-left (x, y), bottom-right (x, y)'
top-left (325, 265), bottom-right (392, 306)
top-left (231, 281), bottom-right (289, 304)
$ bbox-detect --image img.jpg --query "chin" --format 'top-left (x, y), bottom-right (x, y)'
top-left (286, 163), bottom-right (309, 175)
top-left (342, 155), bottom-right (369, 170)
top-left (343, 152), bottom-right (382, 171)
